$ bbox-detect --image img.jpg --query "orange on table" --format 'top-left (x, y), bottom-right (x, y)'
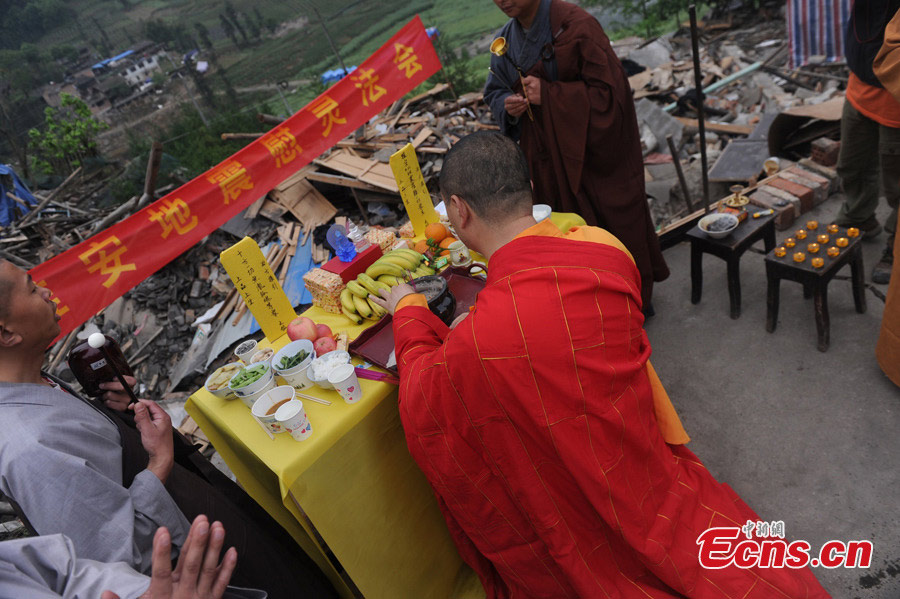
top-left (414, 240), bottom-right (430, 254)
top-left (424, 222), bottom-right (449, 243)
top-left (438, 237), bottom-right (458, 250)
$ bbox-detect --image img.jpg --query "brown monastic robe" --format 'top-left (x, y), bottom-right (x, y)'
top-left (487, 0), bottom-right (669, 307)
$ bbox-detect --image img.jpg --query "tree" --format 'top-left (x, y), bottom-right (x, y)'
top-left (241, 11), bottom-right (260, 41)
top-left (224, 1), bottom-right (248, 45)
top-left (28, 93), bottom-right (108, 175)
top-left (219, 14), bottom-right (238, 46)
top-left (194, 22), bottom-right (214, 52)
top-left (252, 7), bottom-right (266, 29)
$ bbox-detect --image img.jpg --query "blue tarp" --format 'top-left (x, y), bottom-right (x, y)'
top-left (320, 66), bottom-right (357, 86)
top-left (0, 165), bottom-right (38, 227)
top-left (91, 49), bottom-right (135, 70)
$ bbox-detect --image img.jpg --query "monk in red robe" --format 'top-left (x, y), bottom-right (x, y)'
top-left (373, 132), bottom-right (829, 598)
top-left (484, 0), bottom-right (669, 308)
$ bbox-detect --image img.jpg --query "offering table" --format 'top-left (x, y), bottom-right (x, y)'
top-left (186, 308), bottom-right (482, 599)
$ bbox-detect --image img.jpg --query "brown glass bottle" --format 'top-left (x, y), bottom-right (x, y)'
top-left (67, 335), bottom-right (135, 397)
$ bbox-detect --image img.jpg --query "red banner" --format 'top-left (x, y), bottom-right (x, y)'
top-left (30, 17), bottom-right (441, 341)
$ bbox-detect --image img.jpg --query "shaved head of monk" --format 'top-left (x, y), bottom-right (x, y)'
top-left (439, 131), bottom-right (538, 258)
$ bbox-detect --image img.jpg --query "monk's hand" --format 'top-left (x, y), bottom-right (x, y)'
top-left (133, 399), bottom-right (174, 484)
top-left (370, 283), bottom-right (416, 315)
top-left (504, 93), bottom-right (529, 118)
top-left (99, 375), bottom-right (138, 411)
top-left (522, 76), bottom-right (541, 105)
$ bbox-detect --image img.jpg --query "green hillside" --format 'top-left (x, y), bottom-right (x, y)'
top-left (22, 0), bottom-right (506, 90)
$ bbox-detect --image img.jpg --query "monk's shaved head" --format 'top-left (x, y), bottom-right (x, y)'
top-left (439, 131), bottom-right (533, 222)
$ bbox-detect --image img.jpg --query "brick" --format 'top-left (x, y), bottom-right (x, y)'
top-left (785, 165), bottom-right (829, 186)
top-left (777, 170), bottom-right (827, 206)
top-left (811, 137), bottom-right (840, 167)
top-left (751, 190), bottom-right (796, 230)
top-left (769, 177), bottom-right (814, 213)
top-left (759, 184), bottom-right (801, 217)
top-left (798, 158), bottom-right (838, 181)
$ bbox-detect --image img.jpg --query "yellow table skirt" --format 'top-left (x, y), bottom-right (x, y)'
top-left (186, 307), bottom-right (484, 599)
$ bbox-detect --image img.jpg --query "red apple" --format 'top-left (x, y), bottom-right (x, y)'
top-left (287, 316), bottom-right (318, 342)
top-left (315, 324), bottom-right (333, 340)
top-left (314, 336), bottom-right (337, 357)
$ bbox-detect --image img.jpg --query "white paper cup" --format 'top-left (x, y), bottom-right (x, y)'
top-left (275, 399), bottom-right (312, 441)
top-left (234, 339), bottom-right (258, 364)
top-left (327, 364), bottom-right (362, 404)
top-left (448, 240), bottom-right (471, 267)
top-left (251, 386), bottom-right (295, 434)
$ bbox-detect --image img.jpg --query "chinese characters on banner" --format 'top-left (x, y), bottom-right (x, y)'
top-left (220, 237), bottom-right (297, 340)
top-left (29, 16), bottom-right (441, 342)
top-left (390, 143), bottom-right (440, 236)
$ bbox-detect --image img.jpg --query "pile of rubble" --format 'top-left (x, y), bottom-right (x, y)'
top-left (8, 7), bottom-right (849, 404)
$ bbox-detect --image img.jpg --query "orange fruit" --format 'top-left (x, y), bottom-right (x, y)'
top-left (424, 222), bottom-right (449, 243)
top-left (414, 240), bottom-right (429, 254)
top-left (439, 236), bottom-right (458, 250)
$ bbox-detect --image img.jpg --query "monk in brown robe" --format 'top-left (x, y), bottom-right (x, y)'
top-left (874, 8), bottom-right (900, 386)
top-left (484, 0), bottom-right (669, 308)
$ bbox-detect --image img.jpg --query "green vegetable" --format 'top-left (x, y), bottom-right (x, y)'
top-left (278, 349), bottom-right (309, 371)
top-left (229, 364), bottom-right (268, 389)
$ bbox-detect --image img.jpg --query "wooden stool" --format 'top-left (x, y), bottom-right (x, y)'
top-left (687, 206), bottom-right (777, 319)
top-left (764, 231), bottom-right (866, 352)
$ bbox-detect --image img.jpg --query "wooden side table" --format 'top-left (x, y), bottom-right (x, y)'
top-left (687, 206), bottom-right (777, 319)
top-left (764, 231), bottom-right (866, 352)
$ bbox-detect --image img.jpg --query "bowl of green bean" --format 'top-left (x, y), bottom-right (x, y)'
top-left (227, 362), bottom-right (275, 398)
top-left (272, 340), bottom-right (315, 390)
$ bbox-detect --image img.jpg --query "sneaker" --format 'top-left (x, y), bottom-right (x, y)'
top-left (872, 236), bottom-right (894, 284)
top-left (856, 216), bottom-right (883, 239)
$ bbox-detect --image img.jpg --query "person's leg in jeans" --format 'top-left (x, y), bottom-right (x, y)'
top-left (873, 123), bottom-right (900, 283)
top-left (836, 101), bottom-right (883, 236)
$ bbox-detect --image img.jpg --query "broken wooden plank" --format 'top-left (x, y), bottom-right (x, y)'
top-left (675, 117), bottom-right (754, 135)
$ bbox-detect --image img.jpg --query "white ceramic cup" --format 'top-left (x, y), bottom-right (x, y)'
top-left (251, 385), bottom-right (295, 434)
top-left (234, 339), bottom-right (258, 365)
top-left (275, 399), bottom-right (312, 441)
top-left (448, 240), bottom-right (471, 266)
top-left (327, 364), bottom-right (362, 404)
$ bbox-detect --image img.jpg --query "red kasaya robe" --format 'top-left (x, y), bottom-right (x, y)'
top-left (392, 221), bottom-right (829, 598)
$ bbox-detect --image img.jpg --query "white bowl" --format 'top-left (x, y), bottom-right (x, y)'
top-left (204, 362), bottom-right (243, 399)
top-left (228, 362), bottom-right (275, 397)
top-left (308, 350), bottom-right (351, 390)
top-left (698, 213), bottom-right (739, 239)
top-left (533, 204), bottom-right (552, 222)
top-left (272, 340), bottom-right (315, 374)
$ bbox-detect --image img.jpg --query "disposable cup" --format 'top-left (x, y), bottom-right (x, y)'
top-left (327, 364), bottom-right (362, 404)
top-left (275, 399), bottom-right (312, 441)
top-left (448, 240), bottom-right (471, 267)
top-left (234, 339), bottom-right (257, 364)
top-left (251, 385), bottom-right (295, 434)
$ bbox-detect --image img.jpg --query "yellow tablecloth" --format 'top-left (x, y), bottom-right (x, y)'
top-left (186, 308), bottom-right (482, 599)
top-left (185, 218), bottom-right (587, 598)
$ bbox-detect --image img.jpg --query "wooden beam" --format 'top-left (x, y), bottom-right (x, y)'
top-left (675, 117), bottom-right (753, 136)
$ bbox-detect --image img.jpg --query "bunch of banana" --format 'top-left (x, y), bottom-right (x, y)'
top-left (339, 249), bottom-right (436, 323)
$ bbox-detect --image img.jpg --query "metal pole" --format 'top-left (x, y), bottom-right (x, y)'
top-left (309, 3), bottom-right (348, 75)
top-left (689, 5), bottom-right (710, 213)
top-left (163, 53), bottom-right (208, 127)
top-left (275, 84), bottom-right (292, 117)
top-left (666, 135), bottom-right (694, 212)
